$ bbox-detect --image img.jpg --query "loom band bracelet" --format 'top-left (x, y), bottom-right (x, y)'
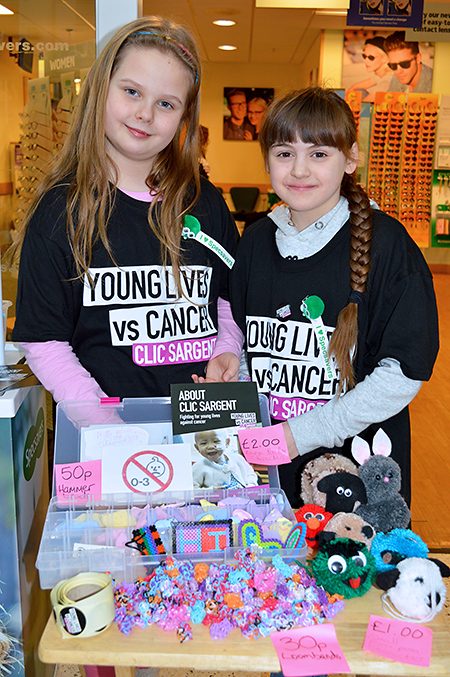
top-left (182, 215), bottom-right (235, 269)
top-left (50, 572), bottom-right (115, 638)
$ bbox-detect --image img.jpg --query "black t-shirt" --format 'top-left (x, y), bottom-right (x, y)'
top-left (14, 179), bottom-right (239, 398)
top-left (230, 209), bottom-right (439, 505)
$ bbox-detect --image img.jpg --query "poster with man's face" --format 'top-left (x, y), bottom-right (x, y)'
top-left (223, 87), bottom-right (274, 141)
top-left (347, 0), bottom-right (424, 28)
top-left (343, 29), bottom-right (434, 102)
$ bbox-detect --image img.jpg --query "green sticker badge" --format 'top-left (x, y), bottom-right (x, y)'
top-left (182, 215), bottom-right (235, 269)
top-left (300, 295), bottom-right (336, 380)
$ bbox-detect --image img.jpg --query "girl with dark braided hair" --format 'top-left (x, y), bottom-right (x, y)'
top-left (231, 87), bottom-right (438, 509)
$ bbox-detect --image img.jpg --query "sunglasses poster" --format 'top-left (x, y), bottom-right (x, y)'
top-left (347, 0), bottom-right (424, 28)
top-left (343, 29), bottom-right (434, 103)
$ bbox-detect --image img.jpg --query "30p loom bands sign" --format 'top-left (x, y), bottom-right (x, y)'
top-left (182, 215), bottom-right (235, 269)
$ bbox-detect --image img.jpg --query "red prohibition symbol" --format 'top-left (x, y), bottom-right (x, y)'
top-left (122, 450), bottom-right (174, 493)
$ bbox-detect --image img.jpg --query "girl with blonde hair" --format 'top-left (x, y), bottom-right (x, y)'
top-left (13, 16), bottom-right (241, 401)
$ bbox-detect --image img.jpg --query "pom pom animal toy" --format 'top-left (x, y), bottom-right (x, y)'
top-left (300, 453), bottom-right (359, 507)
top-left (376, 557), bottom-right (450, 622)
top-left (294, 504), bottom-right (333, 550)
top-left (352, 429), bottom-right (410, 533)
top-left (311, 536), bottom-right (376, 598)
top-left (323, 512), bottom-right (375, 549)
top-left (316, 471), bottom-right (367, 513)
top-left (371, 528), bottom-right (428, 572)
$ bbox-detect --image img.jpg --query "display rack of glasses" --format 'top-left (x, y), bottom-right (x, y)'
top-left (53, 73), bottom-right (75, 155)
top-left (14, 76), bottom-right (75, 231)
top-left (346, 89), bottom-right (362, 137)
top-left (15, 77), bottom-right (53, 228)
top-left (367, 91), bottom-right (438, 248)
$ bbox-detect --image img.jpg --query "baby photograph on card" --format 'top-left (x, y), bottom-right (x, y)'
top-left (171, 381), bottom-right (270, 490)
top-left (182, 426), bottom-right (259, 489)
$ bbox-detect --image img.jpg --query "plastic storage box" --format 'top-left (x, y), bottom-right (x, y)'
top-left (36, 397), bottom-right (306, 588)
top-left (36, 486), bottom-right (305, 588)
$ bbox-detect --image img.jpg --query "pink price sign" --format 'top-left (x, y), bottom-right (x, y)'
top-left (271, 623), bottom-right (350, 676)
top-left (238, 423), bottom-right (291, 466)
top-left (55, 460), bottom-right (102, 503)
top-left (363, 614), bottom-right (432, 667)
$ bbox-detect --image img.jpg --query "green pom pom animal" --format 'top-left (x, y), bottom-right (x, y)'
top-left (311, 536), bottom-right (376, 598)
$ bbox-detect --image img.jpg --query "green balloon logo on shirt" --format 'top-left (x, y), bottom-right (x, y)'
top-left (182, 215), bottom-right (235, 269)
top-left (301, 295), bottom-right (336, 380)
top-left (301, 295), bottom-right (325, 321)
top-left (182, 214), bottom-right (201, 239)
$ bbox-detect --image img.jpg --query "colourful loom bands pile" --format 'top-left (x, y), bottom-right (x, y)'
top-left (113, 549), bottom-right (344, 641)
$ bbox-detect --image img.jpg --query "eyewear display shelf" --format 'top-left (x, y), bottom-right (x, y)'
top-left (367, 91), bottom-right (438, 248)
top-left (38, 555), bottom-right (450, 677)
top-left (15, 76), bottom-right (73, 231)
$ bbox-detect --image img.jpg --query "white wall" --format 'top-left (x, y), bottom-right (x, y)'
top-left (200, 60), bottom-right (313, 186)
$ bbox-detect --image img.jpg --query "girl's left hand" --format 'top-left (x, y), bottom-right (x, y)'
top-left (191, 352), bottom-right (239, 383)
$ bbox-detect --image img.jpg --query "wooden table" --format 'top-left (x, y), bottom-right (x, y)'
top-left (39, 575), bottom-right (450, 677)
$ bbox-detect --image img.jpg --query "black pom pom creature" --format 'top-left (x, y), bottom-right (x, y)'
top-left (316, 471), bottom-right (367, 513)
top-left (310, 536), bottom-right (376, 598)
top-left (352, 429), bottom-right (410, 533)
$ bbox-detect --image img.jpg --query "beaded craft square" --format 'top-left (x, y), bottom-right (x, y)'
top-left (173, 519), bottom-right (233, 554)
top-left (125, 525), bottom-right (166, 556)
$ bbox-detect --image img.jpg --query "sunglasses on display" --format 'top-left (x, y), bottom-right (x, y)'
top-left (388, 57), bottom-right (417, 70)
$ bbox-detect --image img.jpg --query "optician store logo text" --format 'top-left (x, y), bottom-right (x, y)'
top-left (0, 39), bottom-right (69, 52)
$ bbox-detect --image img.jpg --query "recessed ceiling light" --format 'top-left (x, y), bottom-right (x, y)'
top-left (0, 4), bottom-right (14, 14)
top-left (213, 19), bottom-right (236, 27)
top-left (218, 44), bottom-right (237, 51)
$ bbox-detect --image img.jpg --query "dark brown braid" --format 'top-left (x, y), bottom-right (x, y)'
top-left (328, 172), bottom-right (373, 391)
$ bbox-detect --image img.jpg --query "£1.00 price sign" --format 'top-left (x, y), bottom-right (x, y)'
top-left (238, 423), bottom-right (291, 466)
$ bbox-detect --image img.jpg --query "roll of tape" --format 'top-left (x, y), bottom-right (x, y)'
top-left (51, 572), bottom-right (115, 638)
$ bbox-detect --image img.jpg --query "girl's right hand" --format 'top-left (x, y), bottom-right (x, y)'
top-left (191, 352), bottom-right (239, 384)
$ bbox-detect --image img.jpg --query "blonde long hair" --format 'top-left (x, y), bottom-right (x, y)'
top-left (11, 16), bottom-right (202, 291)
top-left (259, 87), bottom-right (372, 391)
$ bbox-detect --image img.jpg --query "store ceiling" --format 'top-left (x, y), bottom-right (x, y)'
top-left (1, 0), bottom-right (449, 65)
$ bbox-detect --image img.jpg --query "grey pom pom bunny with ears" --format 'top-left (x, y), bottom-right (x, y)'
top-left (353, 429), bottom-right (410, 533)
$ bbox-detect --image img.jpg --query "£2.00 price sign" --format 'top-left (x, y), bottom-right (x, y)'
top-left (238, 423), bottom-right (291, 466)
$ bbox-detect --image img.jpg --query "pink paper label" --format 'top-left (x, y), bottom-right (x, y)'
top-left (55, 460), bottom-right (102, 503)
top-left (363, 614), bottom-right (432, 667)
top-left (132, 336), bottom-right (216, 366)
top-left (238, 423), bottom-right (291, 466)
top-left (271, 623), bottom-right (351, 676)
